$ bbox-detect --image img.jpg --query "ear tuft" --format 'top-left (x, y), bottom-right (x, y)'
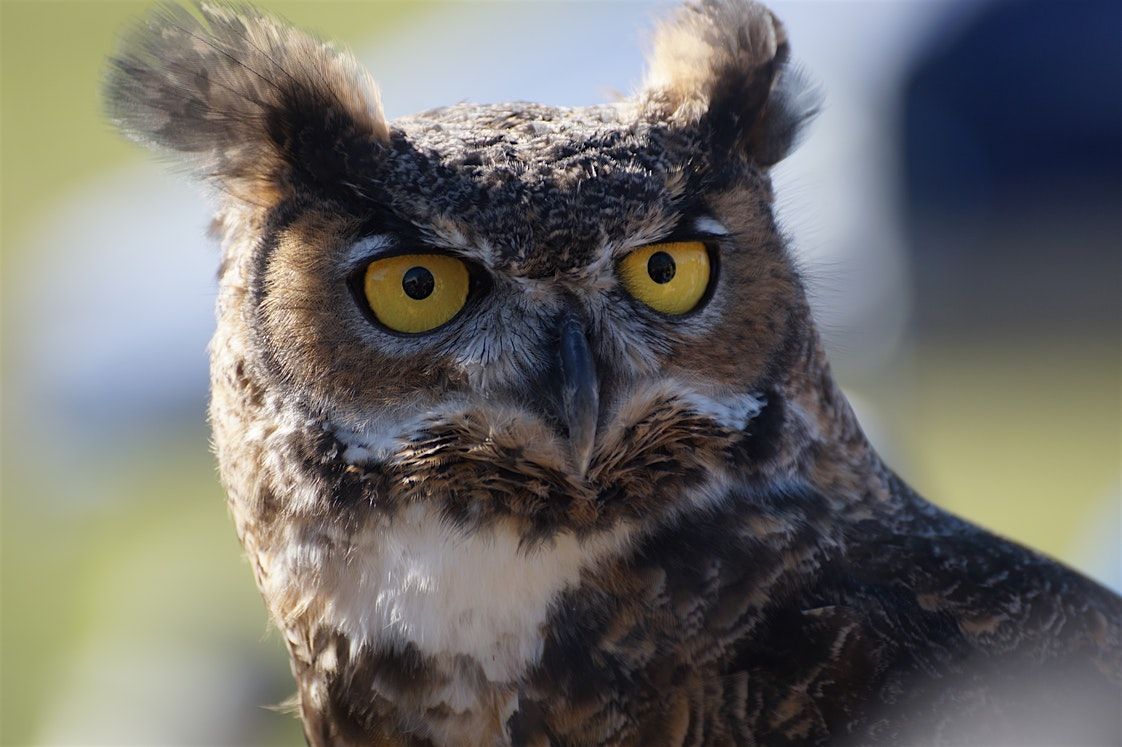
top-left (642, 0), bottom-right (820, 167)
top-left (104, 2), bottom-right (389, 202)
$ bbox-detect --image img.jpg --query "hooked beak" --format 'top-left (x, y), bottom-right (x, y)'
top-left (555, 313), bottom-right (599, 476)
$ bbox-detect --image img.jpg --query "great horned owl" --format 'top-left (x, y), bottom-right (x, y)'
top-left (105, 1), bottom-right (1121, 745)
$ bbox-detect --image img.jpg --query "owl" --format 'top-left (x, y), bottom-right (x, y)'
top-left (105, 1), bottom-right (1121, 745)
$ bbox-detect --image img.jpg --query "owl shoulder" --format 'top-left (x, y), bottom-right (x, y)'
top-left (794, 494), bottom-right (1122, 743)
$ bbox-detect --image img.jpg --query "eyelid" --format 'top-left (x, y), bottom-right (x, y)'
top-left (344, 234), bottom-right (395, 266)
top-left (691, 216), bottom-right (730, 237)
top-left (346, 241), bottom-right (476, 272)
top-left (647, 212), bottom-right (731, 245)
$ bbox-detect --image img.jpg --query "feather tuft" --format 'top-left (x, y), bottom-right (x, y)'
top-left (641, 0), bottom-right (820, 166)
top-left (103, 2), bottom-right (389, 202)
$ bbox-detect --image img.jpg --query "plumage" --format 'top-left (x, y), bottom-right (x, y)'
top-left (104, 1), bottom-right (1122, 745)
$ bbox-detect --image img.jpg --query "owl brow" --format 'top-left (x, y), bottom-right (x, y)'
top-left (345, 234), bottom-right (395, 265)
top-left (610, 211), bottom-right (730, 262)
top-left (344, 235), bottom-right (489, 273)
top-left (692, 216), bottom-right (730, 236)
top-left (656, 212), bottom-right (731, 244)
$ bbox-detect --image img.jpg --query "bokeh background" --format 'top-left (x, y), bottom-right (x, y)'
top-left (2, 1), bottom-right (1119, 744)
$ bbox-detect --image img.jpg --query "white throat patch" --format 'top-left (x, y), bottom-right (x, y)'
top-left (313, 505), bottom-right (632, 682)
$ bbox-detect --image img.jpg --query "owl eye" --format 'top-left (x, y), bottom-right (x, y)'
top-left (618, 241), bottom-right (712, 316)
top-left (360, 254), bottom-right (471, 334)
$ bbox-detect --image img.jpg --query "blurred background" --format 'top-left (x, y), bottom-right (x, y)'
top-left (1, 1), bottom-right (1118, 744)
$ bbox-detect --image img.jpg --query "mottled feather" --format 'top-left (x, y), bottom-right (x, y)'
top-left (103, 1), bottom-right (1122, 745)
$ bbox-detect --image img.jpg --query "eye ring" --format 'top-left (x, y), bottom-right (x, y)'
top-left (618, 240), bottom-right (719, 317)
top-left (347, 250), bottom-right (491, 337)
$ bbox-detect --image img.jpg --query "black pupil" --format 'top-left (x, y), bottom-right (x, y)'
top-left (647, 251), bottom-right (676, 284)
top-left (402, 266), bottom-right (435, 300)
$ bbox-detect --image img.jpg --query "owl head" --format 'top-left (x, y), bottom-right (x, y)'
top-left (105, 0), bottom-right (825, 543)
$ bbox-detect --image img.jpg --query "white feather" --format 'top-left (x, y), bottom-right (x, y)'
top-left (693, 216), bottom-right (730, 236)
top-left (312, 505), bottom-right (633, 682)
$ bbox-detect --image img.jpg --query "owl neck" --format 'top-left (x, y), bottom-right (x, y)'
top-left (770, 326), bottom-right (895, 508)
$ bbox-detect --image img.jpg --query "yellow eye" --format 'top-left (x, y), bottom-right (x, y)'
top-left (618, 241), bottom-right (712, 315)
top-left (361, 254), bottom-right (470, 333)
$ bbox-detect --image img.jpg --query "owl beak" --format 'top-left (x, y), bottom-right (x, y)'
top-left (557, 313), bottom-right (599, 476)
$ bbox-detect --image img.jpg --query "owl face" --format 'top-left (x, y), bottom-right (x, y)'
top-left (257, 105), bottom-right (797, 464)
top-left (107, 1), bottom-right (817, 539)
